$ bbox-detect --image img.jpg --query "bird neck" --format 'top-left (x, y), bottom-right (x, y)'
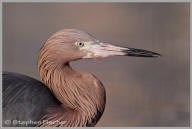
top-left (38, 60), bottom-right (106, 126)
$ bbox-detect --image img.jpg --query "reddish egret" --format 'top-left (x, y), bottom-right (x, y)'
top-left (3, 29), bottom-right (161, 127)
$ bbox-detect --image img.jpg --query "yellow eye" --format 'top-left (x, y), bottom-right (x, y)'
top-left (76, 42), bottom-right (84, 47)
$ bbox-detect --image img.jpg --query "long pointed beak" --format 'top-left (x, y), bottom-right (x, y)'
top-left (122, 47), bottom-right (161, 57)
top-left (87, 42), bottom-right (161, 58)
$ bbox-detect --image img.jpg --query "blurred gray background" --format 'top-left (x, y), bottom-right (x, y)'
top-left (3, 3), bottom-right (189, 126)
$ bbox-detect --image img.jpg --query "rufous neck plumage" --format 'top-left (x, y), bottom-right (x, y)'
top-left (37, 42), bottom-right (106, 127)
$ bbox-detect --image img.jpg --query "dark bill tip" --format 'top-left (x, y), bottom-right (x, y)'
top-left (124, 48), bottom-right (161, 57)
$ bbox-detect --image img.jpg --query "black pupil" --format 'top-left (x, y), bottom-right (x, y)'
top-left (79, 42), bottom-right (83, 46)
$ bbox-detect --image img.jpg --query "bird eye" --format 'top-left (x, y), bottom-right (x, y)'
top-left (76, 42), bottom-right (84, 47)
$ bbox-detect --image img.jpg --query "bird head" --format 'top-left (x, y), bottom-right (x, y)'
top-left (42, 29), bottom-right (161, 63)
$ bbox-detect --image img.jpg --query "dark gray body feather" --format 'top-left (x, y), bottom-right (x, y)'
top-left (3, 72), bottom-right (60, 127)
